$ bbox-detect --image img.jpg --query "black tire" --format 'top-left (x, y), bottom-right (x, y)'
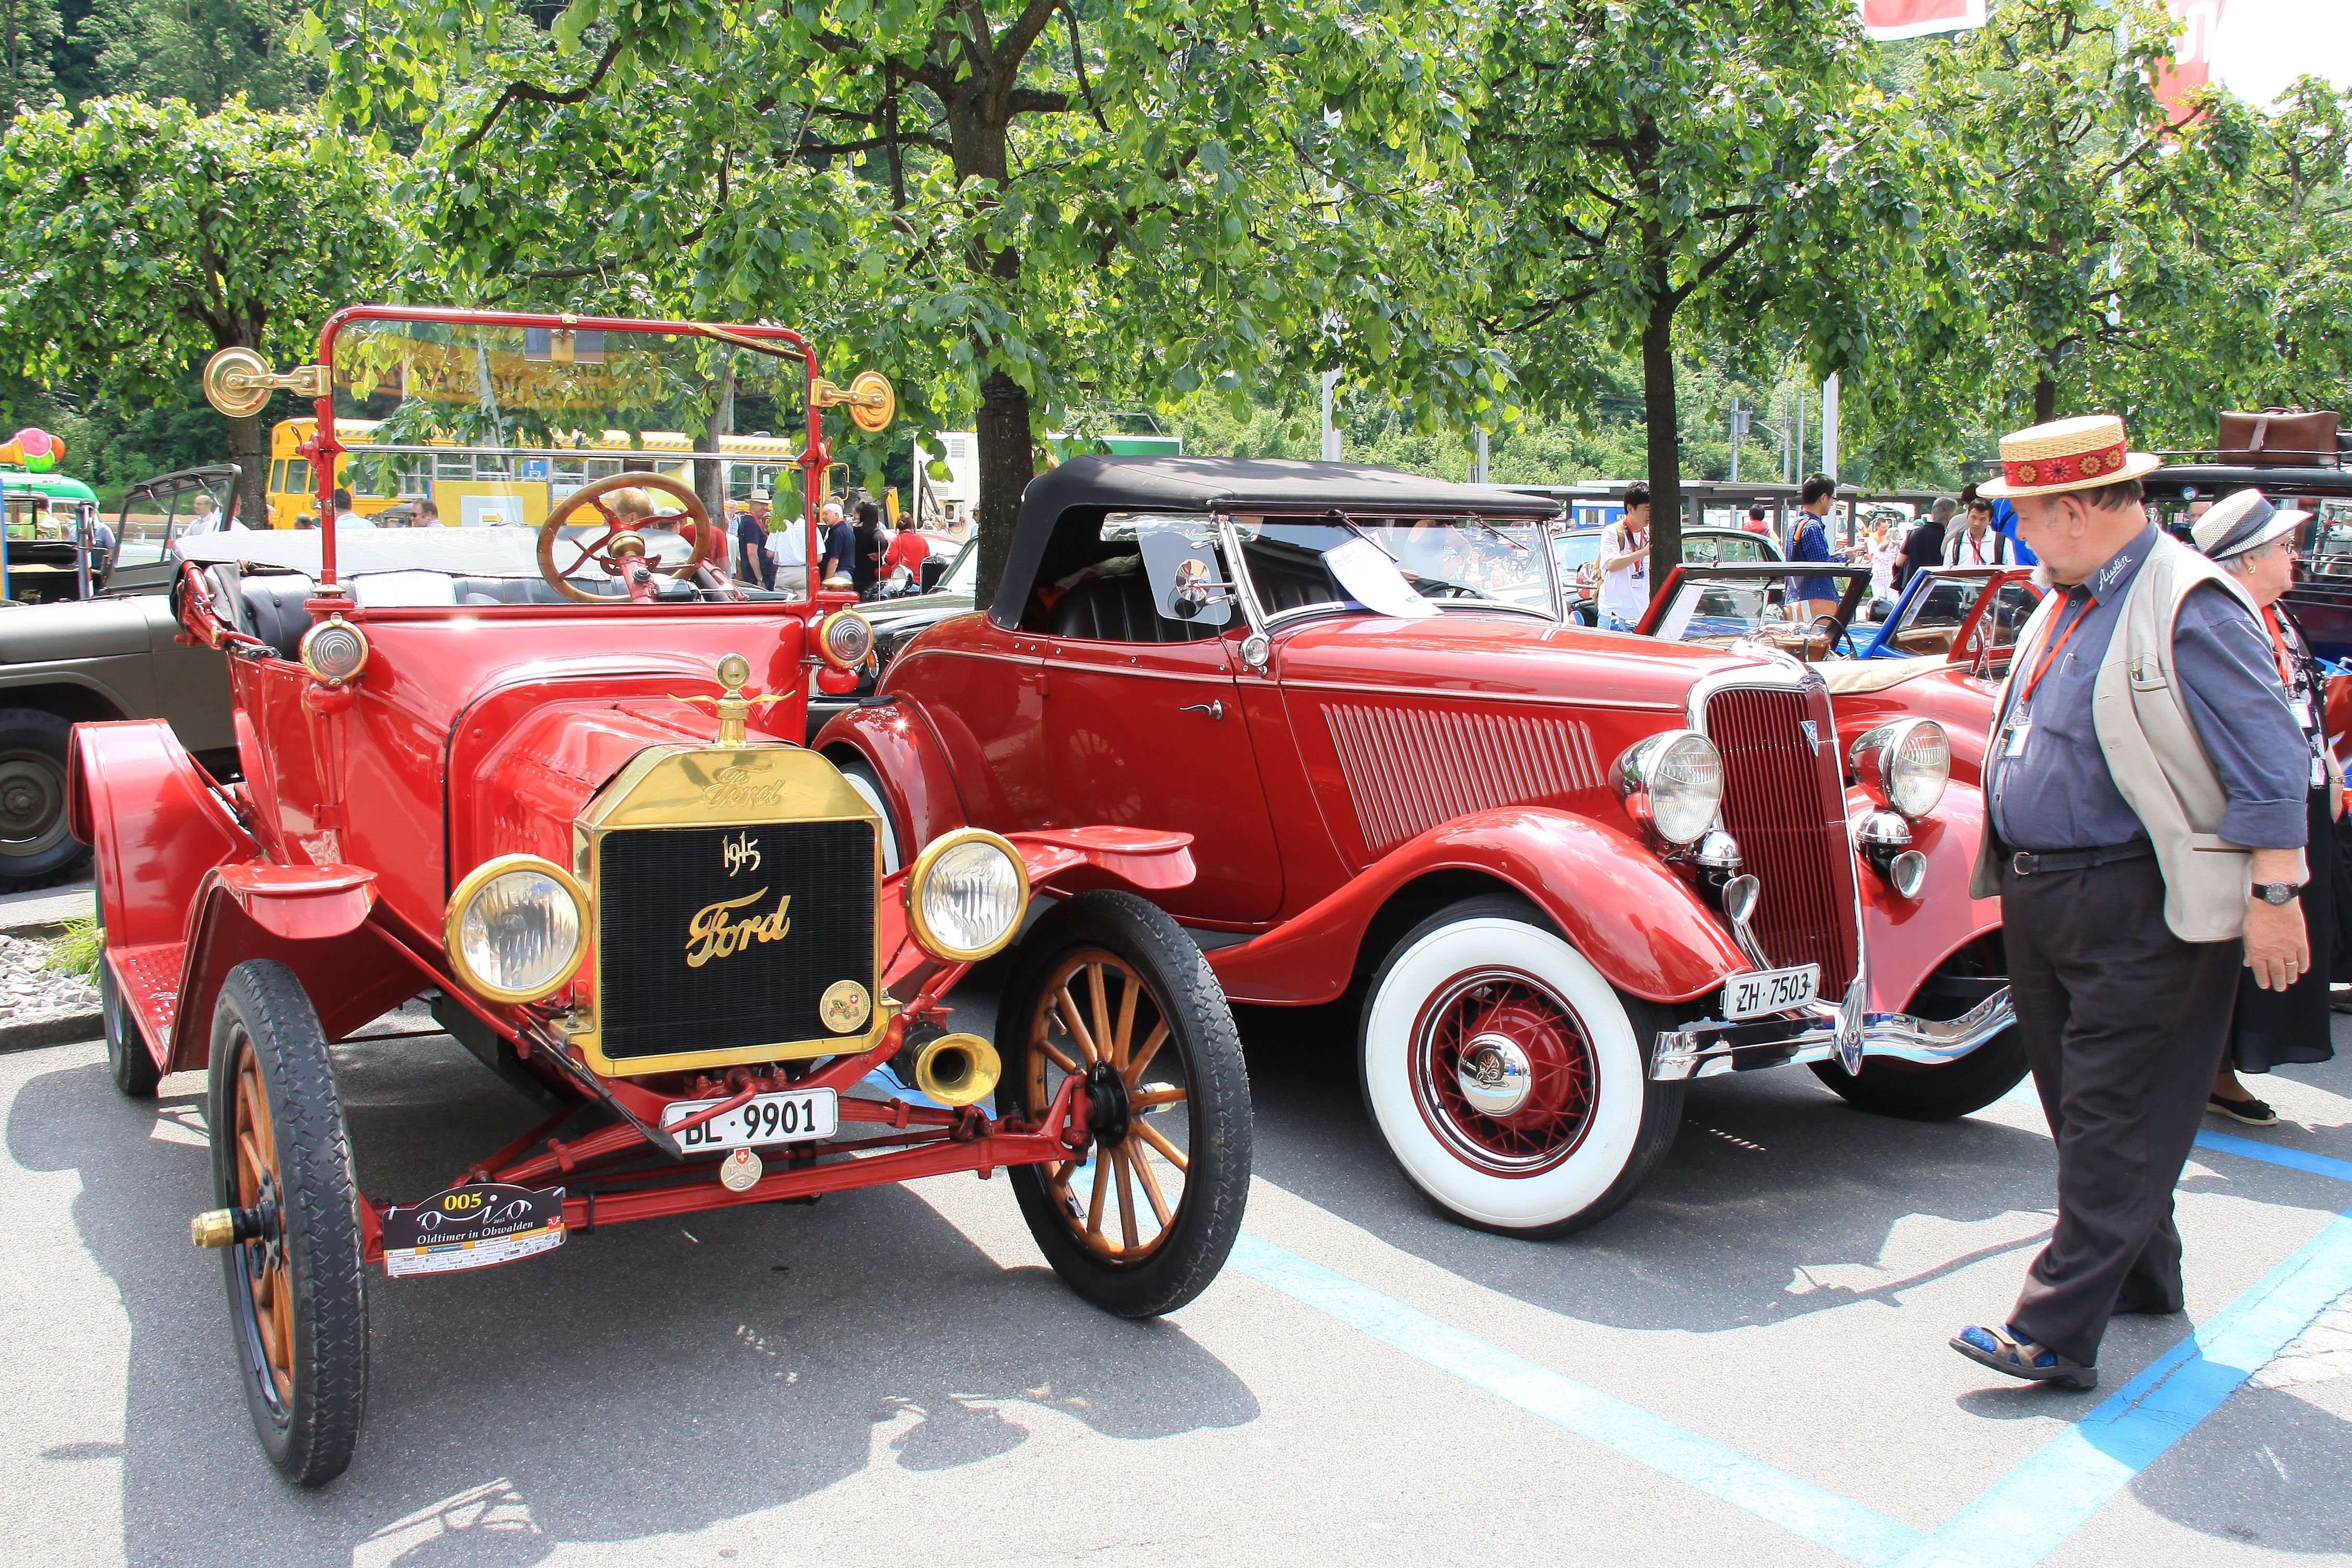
top-left (832, 752), bottom-right (903, 874)
top-left (999, 892), bottom-right (1250, 1318)
top-left (1809, 1026), bottom-right (2028, 1121)
top-left (1359, 895), bottom-right (1685, 1239)
top-left (98, 899), bottom-right (158, 1097)
top-left (208, 960), bottom-right (367, 1485)
top-left (0, 707), bottom-right (90, 891)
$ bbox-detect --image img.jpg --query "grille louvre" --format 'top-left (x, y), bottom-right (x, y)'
top-left (1324, 701), bottom-right (1606, 853)
top-left (596, 820), bottom-right (876, 1061)
top-left (1704, 685), bottom-right (1860, 998)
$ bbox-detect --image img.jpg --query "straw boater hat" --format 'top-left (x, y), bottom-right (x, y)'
top-left (2193, 488), bottom-right (2309, 562)
top-left (1977, 414), bottom-right (2164, 499)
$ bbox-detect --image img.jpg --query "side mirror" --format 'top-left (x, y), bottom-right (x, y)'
top-left (1140, 531), bottom-right (1235, 628)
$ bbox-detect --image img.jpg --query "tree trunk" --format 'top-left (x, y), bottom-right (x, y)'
top-left (1640, 300), bottom-right (1682, 593)
top-left (225, 412), bottom-right (267, 528)
top-left (695, 357), bottom-right (736, 542)
top-left (974, 369), bottom-right (1030, 610)
top-left (2032, 373), bottom-right (2057, 426)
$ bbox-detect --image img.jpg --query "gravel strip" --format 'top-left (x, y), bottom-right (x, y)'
top-left (0, 931), bottom-right (100, 1051)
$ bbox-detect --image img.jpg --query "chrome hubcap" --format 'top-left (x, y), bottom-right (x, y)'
top-left (1456, 1033), bottom-right (1534, 1116)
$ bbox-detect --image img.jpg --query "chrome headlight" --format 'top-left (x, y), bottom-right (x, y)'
top-left (444, 854), bottom-right (589, 1004)
top-left (906, 827), bottom-right (1030, 962)
top-left (1612, 729), bottom-right (1725, 846)
top-left (818, 609), bottom-right (875, 671)
top-left (1851, 719), bottom-right (1950, 818)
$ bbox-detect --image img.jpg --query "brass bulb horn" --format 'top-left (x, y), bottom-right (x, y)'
top-left (912, 1032), bottom-right (1001, 1108)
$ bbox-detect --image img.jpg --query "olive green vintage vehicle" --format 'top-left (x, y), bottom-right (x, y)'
top-left (0, 465), bottom-right (238, 888)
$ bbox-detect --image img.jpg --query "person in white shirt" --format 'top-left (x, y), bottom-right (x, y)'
top-left (1594, 484), bottom-right (1654, 629)
top-left (331, 487), bottom-right (374, 529)
top-left (1942, 496), bottom-right (2014, 565)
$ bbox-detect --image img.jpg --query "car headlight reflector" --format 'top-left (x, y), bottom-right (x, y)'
top-left (444, 854), bottom-right (589, 1003)
top-left (1612, 729), bottom-right (1725, 846)
top-left (906, 828), bottom-right (1030, 962)
top-left (298, 614), bottom-right (369, 686)
top-left (1852, 719), bottom-right (1950, 818)
top-left (818, 609), bottom-right (875, 671)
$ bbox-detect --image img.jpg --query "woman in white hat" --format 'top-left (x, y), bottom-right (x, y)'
top-left (2195, 488), bottom-right (2341, 1124)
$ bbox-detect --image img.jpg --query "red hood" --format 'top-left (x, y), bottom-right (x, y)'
top-left (1271, 610), bottom-right (1776, 712)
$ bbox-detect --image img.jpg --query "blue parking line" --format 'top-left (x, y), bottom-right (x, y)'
top-left (1235, 1127), bottom-right (2352, 1568)
top-left (1228, 1233), bottom-right (1930, 1567)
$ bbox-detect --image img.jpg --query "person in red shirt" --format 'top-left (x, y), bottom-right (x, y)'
top-left (880, 522), bottom-right (930, 592)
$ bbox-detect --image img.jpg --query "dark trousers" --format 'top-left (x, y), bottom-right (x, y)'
top-left (2001, 856), bottom-right (2239, 1366)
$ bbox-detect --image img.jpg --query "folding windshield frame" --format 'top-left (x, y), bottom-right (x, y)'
top-left (1207, 507), bottom-right (1567, 636)
top-left (311, 306), bottom-right (824, 602)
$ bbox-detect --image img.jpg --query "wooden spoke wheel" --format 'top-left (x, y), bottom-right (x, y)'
top-left (207, 960), bottom-right (367, 1485)
top-left (999, 892), bottom-right (1250, 1318)
top-left (535, 471), bottom-right (717, 604)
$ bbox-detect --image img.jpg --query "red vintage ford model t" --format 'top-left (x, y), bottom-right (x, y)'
top-left (73, 310), bottom-right (1249, 1485)
top-left (818, 458), bottom-right (2020, 1239)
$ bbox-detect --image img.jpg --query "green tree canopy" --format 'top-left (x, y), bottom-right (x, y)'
top-left (1471, 0), bottom-right (1913, 580)
top-left (0, 95), bottom-right (395, 520)
top-left (318, 0), bottom-right (1508, 595)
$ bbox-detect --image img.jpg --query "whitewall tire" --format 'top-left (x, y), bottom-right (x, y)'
top-left (1359, 896), bottom-right (1685, 1237)
top-left (833, 755), bottom-right (903, 874)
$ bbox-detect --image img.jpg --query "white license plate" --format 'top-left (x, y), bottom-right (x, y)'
top-left (1722, 964), bottom-right (1820, 1021)
top-left (662, 1089), bottom-right (839, 1151)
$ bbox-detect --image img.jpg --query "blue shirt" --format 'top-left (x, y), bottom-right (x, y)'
top-left (1989, 498), bottom-right (2037, 566)
top-left (1788, 514), bottom-right (1836, 602)
top-left (821, 520), bottom-right (856, 579)
top-left (733, 512), bottom-right (774, 589)
top-left (1986, 526), bottom-right (2307, 852)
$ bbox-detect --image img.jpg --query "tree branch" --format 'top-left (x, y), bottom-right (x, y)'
top-left (451, 34), bottom-right (628, 157)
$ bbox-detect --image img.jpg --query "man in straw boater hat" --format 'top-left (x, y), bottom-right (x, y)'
top-left (1951, 414), bottom-right (2311, 1391)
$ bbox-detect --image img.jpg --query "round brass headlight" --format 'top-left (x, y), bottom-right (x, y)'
top-left (444, 853), bottom-right (589, 1004)
top-left (818, 609), bottom-right (875, 671)
top-left (905, 828), bottom-right (1030, 963)
top-left (298, 614), bottom-right (369, 686)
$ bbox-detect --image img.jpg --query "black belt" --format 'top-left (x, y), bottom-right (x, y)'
top-left (2007, 839), bottom-right (2155, 876)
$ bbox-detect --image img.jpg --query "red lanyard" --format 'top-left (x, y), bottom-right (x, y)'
top-left (2016, 592), bottom-right (2098, 712)
top-left (1963, 531), bottom-right (1998, 565)
top-left (2261, 606), bottom-right (2298, 693)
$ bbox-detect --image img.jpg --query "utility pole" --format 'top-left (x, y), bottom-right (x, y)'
top-left (1471, 428), bottom-right (1491, 484)
top-left (1729, 400), bottom-right (1749, 484)
top-left (1320, 370), bottom-right (1342, 461)
top-left (1793, 392), bottom-right (1806, 483)
top-left (1821, 373), bottom-right (1840, 479)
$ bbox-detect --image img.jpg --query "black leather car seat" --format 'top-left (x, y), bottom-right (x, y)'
top-left (1046, 569), bottom-right (1217, 643)
top-left (239, 578), bottom-right (317, 658)
top-left (1240, 554), bottom-right (1343, 616)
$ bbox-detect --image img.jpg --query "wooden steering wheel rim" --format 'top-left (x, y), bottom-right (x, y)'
top-left (535, 471), bottom-right (718, 605)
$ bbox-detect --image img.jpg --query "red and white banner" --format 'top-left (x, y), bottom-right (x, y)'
top-left (2156, 0), bottom-right (2226, 115)
top-left (1858, 0), bottom-right (1987, 40)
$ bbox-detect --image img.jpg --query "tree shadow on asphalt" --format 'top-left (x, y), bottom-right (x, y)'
top-left (1231, 1001), bottom-right (2352, 1339)
top-left (7, 1034), bottom-right (1256, 1566)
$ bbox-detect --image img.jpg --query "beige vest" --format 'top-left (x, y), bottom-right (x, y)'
top-left (1972, 534), bottom-right (2265, 941)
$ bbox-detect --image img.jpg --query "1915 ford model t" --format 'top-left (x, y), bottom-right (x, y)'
top-left (71, 308), bottom-right (1249, 1485)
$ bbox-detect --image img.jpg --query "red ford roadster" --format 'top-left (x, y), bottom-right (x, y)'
top-left (818, 458), bottom-right (2021, 1239)
top-left (74, 311), bottom-right (1249, 1485)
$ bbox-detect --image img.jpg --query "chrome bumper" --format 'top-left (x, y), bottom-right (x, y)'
top-left (1649, 987), bottom-right (2015, 1082)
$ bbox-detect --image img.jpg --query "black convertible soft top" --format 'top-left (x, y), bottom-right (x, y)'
top-left (991, 455), bottom-right (1562, 627)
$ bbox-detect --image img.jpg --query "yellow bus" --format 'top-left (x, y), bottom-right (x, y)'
top-left (264, 418), bottom-right (813, 529)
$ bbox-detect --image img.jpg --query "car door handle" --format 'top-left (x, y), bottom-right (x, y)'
top-left (1180, 700), bottom-right (1225, 721)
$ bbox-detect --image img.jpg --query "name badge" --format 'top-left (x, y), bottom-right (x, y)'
top-left (2292, 696), bottom-right (2314, 729)
top-left (2002, 719), bottom-right (2032, 759)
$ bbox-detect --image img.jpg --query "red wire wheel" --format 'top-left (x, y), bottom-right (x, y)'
top-left (1409, 968), bottom-right (1601, 1178)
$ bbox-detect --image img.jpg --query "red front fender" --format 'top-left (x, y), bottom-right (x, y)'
top-left (815, 701), bottom-right (969, 851)
top-left (1207, 806), bottom-right (1748, 1008)
top-left (1854, 782), bottom-right (2004, 1016)
top-left (71, 719), bottom-right (256, 952)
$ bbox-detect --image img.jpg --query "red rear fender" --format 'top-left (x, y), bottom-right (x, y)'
top-left (71, 719), bottom-right (257, 950)
top-left (816, 702), bottom-right (969, 850)
top-left (1208, 806), bottom-right (1747, 1008)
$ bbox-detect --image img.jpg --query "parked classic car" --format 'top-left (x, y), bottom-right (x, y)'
top-left (805, 535), bottom-right (979, 754)
top-left (1556, 522), bottom-right (1783, 625)
top-left (76, 309), bottom-right (1250, 1485)
top-left (819, 457), bottom-right (2019, 1239)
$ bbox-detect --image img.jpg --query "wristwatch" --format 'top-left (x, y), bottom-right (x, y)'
top-left (2252, 881), bottom-right (2303, 906)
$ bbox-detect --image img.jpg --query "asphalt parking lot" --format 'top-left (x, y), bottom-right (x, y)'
top-left (3, 992), bottom-right (2348, 1567)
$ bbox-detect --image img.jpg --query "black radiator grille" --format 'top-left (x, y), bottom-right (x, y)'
top-left (1703, 685), bottom-right (1861, 998)
top-left (596, 820), bottom-right (876, 1061)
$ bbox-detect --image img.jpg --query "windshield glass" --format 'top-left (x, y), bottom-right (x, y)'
top-left (1238, 516), bottom-right (1553, 614)
top-left (1881, 574), bottom-right (1986, 657)
top-left (1648, 568), bottom-right (1868, 656)
top-left (192, 313), bottom-right (826, 602)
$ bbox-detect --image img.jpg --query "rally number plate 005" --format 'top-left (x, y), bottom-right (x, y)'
top-left (662, 1089), bottom-right (840, 1152)
top-left (1721, 964), bottom-right (1820, 1021)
